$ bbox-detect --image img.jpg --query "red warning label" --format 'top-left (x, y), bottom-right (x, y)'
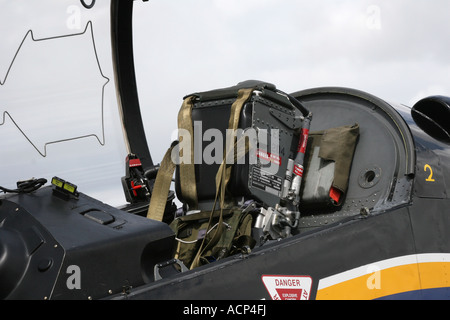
top-left (262, 275), bottom-right (312, 300)
top-left (275, 288), bottom-right (304, 300)
top-left (293, 164), bottom-right (304, 177)
top-left (256, 149), bottom-right (281, 166)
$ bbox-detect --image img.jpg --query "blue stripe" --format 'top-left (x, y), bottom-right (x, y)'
top-left (376, 287), bottom-right (450, 300)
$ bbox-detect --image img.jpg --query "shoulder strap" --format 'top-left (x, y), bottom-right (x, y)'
top-left (146, 142), bottom-right (178, 221)
top-left (177, 95), bottom-right (198, 209)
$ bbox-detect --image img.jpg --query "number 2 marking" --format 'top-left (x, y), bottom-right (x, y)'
top-left (424, 164), bottom-right (435, 182)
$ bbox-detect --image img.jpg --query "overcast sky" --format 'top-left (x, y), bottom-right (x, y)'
top-left (133, 0), bottom-right (450, 164)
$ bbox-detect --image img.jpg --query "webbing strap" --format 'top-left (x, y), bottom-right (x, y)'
top-left (146, 143), bottom-right (177, 221)
top-left (147, 95), bottom-right (198, 221)
top-left (221, 88), bottom-right (254, 207)
top-left (228, 88), bottom-right (253, 133)
top-left (178, 96), bottom-right (198, 209)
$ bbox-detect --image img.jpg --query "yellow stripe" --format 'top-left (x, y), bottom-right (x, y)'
top-left (316, 257), bottom-right (450, 300)
top-left (418, 262), bottom-right (450, 290)
top-left (317, 263), bottom-right (420, 300)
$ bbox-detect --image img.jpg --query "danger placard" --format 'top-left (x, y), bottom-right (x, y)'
top-left (262, 275), bottom-right (312, 300)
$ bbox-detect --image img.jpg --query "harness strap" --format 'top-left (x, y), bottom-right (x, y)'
top-left (146, 142), bottom-right (178, 221)
top-left (177, 96), bottom-right (198, 209)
